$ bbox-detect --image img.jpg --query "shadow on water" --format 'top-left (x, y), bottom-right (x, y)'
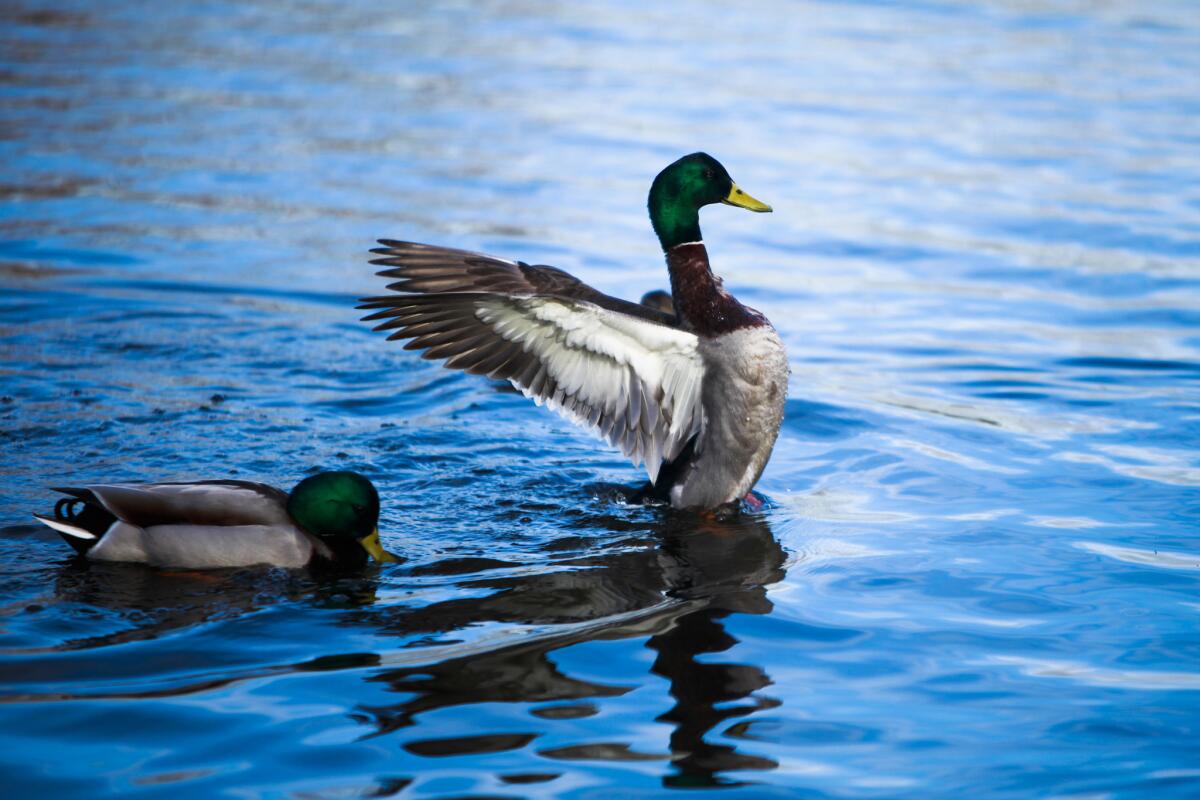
top-left (11, 508), bottom-right (787, 789)
top-left (353, 510), bottom-right (786, 788)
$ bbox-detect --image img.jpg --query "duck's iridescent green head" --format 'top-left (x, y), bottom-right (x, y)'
top-left (647, 152), bottom-right (772, 251)
top-left (287, 471), bottom-right (397, 564)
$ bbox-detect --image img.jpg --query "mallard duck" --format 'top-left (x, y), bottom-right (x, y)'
top-left (33, 471), bottom-right (399, 568)
top-left (639, 289), bottom-right (675, 316)
top-left (360, 153), bottom-right (788, 511)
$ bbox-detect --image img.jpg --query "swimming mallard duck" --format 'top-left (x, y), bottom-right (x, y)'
top-left (33, 471), bottom-right (399, 568)
top-left (360, 153), bottom-right (788, 511)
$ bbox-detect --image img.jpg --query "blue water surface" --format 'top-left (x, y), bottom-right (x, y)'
top-left (2, 1), bottom-right (1199, 797)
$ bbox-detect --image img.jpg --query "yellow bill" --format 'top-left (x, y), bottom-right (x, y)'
top-left (723, 183), bottom-right (772, 212)
top-left (360, 528), bottom-right (399, 563)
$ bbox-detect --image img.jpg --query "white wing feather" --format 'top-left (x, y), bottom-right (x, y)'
top-left (474, 297), bottom-right (705, 482)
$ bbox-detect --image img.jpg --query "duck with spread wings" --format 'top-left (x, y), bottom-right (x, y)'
top-left (360, 153), bottom-right (788, 511)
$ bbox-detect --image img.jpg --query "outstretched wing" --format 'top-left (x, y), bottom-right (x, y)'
top-left (360, 241), bottom-right (704, 482)
top-left (367, 240), bottom-right (679, 325)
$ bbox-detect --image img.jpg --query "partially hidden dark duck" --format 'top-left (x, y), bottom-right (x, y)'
top-left (360, 152), bottom-right (788, 511)
top-left (33, 471), bottom-right (399, 568)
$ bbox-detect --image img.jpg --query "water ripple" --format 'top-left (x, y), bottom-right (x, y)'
top-left (1075, 541), bottom-right (1200, 571)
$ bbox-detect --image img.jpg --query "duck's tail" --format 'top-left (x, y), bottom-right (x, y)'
top-left (33, 490), bottom-right (116, 555)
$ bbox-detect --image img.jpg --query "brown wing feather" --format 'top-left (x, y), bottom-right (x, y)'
top-left (54, 481), bottom-right (291, 528)
top-left (359, 294), bottom-right (704, 478)
top-left (360, 241), bottom-right (706, 479)
top-left (369, 240), bottom-right (678, 328)
top-left (360, 293), bottom-right (543, 381)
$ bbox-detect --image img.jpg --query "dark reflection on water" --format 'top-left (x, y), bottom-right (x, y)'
top-left (353, 513), bottom-right (785, 788)
top-left (3, 511), bottom-right (786, 790)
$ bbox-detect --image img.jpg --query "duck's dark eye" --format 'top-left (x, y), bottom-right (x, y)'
top-left (703, 169), bottom-right (715, 180)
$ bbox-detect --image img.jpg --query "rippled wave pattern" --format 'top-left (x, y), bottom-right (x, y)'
top-left (2, 1), bottom-right (1199, 797)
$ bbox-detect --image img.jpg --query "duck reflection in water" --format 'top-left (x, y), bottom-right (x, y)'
top-left (352, 510), bottom-right (786, 789)
top-left (42, 508), bottom-right (786, 788)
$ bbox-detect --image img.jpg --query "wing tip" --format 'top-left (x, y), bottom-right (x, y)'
top-left (358, 297), bottom-right (403, 312)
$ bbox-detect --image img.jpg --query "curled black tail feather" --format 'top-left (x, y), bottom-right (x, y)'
top-left (54, 497), bottom-right (84, 521)
top-left (50, 491), bottom-right (116, 555)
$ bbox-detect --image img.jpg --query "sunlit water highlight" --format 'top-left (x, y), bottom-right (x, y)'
top-left (2, 1), bottom-right (1199, 797)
